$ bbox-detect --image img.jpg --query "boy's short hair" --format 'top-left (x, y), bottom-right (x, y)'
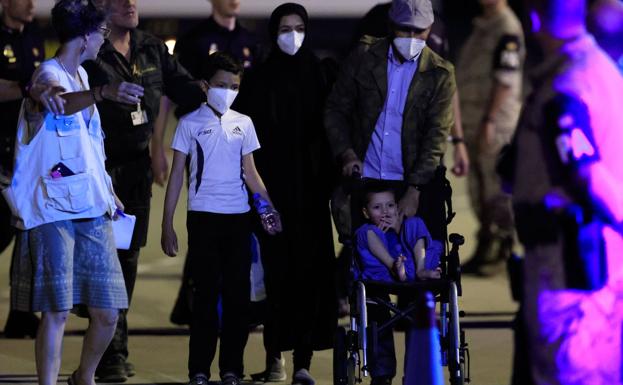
top-left (204, 51), bottom-right (244, 82)
top-left (361, 180), bottom-right (397, 206)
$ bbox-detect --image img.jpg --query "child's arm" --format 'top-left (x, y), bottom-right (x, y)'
top-left (242, 152), bottom-right (282, 233)
top-left (161, 150), bottom-right (187, 257)
top-left (367, 230), bottom-right (406, 281)
top-left (242, 152), bottom-right (273, 206)
top-left (413, 238), bottom-right (441, 279)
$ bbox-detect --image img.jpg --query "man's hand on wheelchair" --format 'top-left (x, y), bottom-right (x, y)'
top-left (399, 185), bottom-right (420, 217)
top-left (340, 149), bottom-right (363, 177)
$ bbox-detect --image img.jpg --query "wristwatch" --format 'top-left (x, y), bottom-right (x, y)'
top-left (448, 135), bottom-right (464, 145)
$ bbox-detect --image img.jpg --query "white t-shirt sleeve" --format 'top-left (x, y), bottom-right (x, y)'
top-left (171, 120), bottom-right (192, 154)
top-left (242, 117), bottom-right (260, 156)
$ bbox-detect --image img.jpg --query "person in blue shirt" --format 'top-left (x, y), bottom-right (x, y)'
top-left (354, 180), bottom-right (440, 385)
top-left (356, 180), bottom-right (441, 283)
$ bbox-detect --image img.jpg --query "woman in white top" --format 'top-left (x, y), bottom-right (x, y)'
top-left (5, 1), bottom-right (144, 384)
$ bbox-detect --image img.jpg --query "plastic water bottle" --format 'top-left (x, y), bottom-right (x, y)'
top-left (253, 193), bottom-right (277, 232)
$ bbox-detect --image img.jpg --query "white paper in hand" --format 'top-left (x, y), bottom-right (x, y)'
top-left (112, 211), bottom-right (136, 250)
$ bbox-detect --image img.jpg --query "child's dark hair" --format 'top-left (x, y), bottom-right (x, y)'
top-left (52, 0), bottom-right (107, 44)
top-left (204, 52), bottom-right (244, 82)
top-left (361, 180), bottom-right (397, 206)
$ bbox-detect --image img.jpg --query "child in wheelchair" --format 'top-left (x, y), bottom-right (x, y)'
top-left (355, 180), bottom-right (442, 283)
top-left (352, 180), bottom-right (442, 385)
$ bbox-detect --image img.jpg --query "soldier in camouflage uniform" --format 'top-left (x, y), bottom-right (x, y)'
top-left (456, 0), bottom-right (524, 274)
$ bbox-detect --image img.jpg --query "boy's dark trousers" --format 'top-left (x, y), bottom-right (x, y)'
top-left (186, 211), bottom-right (252, 380)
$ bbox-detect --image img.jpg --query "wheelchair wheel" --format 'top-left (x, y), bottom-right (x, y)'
top-left (447, 282), bottom-right (465, 385)
top-left (346, 355), bottom-right (357, 385)
top-left (334, 327), bottom-right (348, 385)
top-left (448, 338), bottom-right (464, 385)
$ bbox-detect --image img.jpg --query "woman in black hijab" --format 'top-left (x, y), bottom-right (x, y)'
top-left (236, 3), bottom-right (337, 385)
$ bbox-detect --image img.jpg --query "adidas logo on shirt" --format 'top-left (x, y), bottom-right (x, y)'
top-left (232, 126), bottom-right (243, 135)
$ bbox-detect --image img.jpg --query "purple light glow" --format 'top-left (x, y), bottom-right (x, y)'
top-left (530, 10), bottom-right (541, 33)
top-left (533, 34), bottom-right (623, 384)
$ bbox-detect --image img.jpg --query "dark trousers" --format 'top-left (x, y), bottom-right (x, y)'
top-left (103, 247), bottom-right (140, 360)
top-left (102, 156), bottom-right (152, 362)
top-left (187, 211), bottom-right (252, 380)
top-left (0, 197), bottom-right (15, 254)
top-left (1, 196), bottom-right (28, 330)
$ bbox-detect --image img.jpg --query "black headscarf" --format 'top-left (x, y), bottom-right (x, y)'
top-left (266, 2), bottom-right (313, 62)
top-left (236, 1), bottom-right (332, 191)
top-left (268, 3), bottom-right (309, 45)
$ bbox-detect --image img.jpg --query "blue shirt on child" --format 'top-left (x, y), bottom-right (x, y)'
top-left (355, 216), bottom-right (436, 282)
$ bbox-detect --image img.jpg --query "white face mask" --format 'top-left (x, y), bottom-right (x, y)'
top-left (206, 87), bottom-right (238, 115)
top-left (277, 31), bottom-right (305, 56)
top-left (393, 37), bottom-right (427, 61)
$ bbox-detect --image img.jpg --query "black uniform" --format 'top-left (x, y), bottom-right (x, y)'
top-left (175, 16), bottom-right (260, 75)
top-left (173, 17), bottom-right (260, 117)
top-left (0, 21), bottom-right (44, 246)
top-left (0, 21), bottom-right (44, 248)
top-left (82, 28), bottom-right (204, 368)
top-left (0, 20), bottom-right (44, 339)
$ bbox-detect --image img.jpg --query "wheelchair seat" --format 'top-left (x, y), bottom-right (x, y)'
top-left (333, 166), bottom-right (470, 385)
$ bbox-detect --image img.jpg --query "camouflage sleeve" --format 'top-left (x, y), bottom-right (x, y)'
top-left (492, 34), bottom-right (522, 86)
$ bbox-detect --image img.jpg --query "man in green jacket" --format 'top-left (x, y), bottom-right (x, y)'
top-left (325, 0), bottom-right (455, 221)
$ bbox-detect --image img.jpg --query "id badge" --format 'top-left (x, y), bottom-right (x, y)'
top-left (130, 103), bottom-right (148, 126)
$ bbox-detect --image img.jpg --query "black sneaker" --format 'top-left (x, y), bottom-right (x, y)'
top-left (250, 357), bottom-right (287, 382)
top-left (292, 369), bottom-right (315, 385)
top-left (189, 373), bottom-right (209, 385)
top-left (221, 372), bottom-right (241, 385)
top-left (125, 361), bottom-right (136, 377)
top-left (96, 356), bottom-right (128, 383)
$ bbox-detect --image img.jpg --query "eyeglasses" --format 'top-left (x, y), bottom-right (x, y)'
top-left (98, 26), bottom-right (111, 38)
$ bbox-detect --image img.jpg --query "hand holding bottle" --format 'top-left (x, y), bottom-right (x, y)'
top-left (253, 193), bottom-right (283, 235)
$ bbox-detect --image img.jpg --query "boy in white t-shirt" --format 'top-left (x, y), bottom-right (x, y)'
top-left (161, 52), bottom-right (280, 385)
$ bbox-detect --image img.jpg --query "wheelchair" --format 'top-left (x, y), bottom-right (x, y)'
top-left (332, 166), bottom-right (470, 385)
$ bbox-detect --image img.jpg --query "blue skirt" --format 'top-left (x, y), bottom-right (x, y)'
top-left (11, 215), bottom-right (128, 313)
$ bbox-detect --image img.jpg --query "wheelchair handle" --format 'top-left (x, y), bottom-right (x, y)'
top-left (449, 233), bottom-right (465, 246)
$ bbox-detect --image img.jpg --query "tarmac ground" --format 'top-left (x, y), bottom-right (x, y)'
top-left (0, 142), bottom-right (518, 385)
